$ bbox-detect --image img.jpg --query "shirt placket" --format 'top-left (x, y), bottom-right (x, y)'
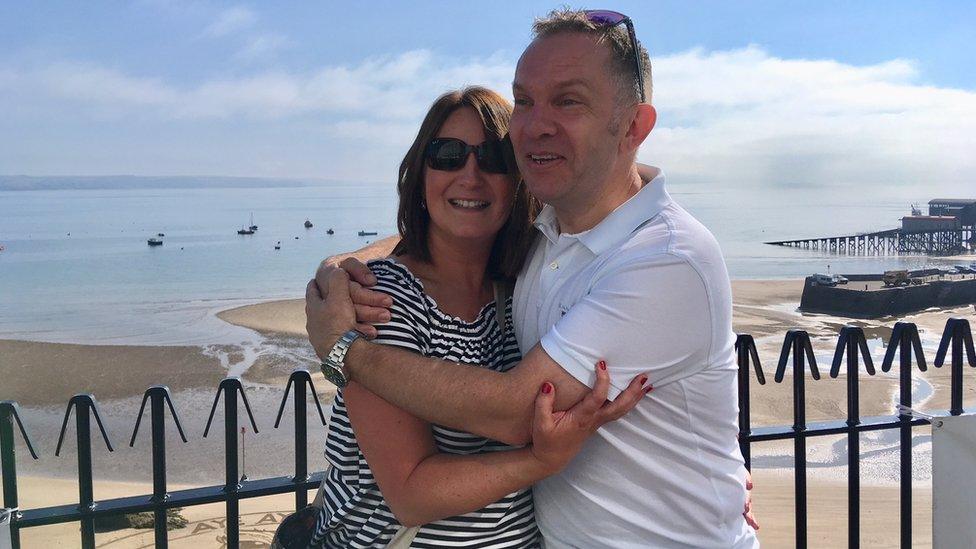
top-left (538, 235), bottom-right (575, 335)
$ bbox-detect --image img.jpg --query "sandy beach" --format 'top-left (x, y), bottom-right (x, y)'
top-left (2, 278), bottom-right (974, 547)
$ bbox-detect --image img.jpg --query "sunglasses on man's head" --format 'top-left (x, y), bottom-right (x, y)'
top-left (425, 137), bottom-right (511, 174)
top-left (584, 9), bottom-right (646, 103)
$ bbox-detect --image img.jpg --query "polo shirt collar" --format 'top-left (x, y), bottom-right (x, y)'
top-left (533, 170), bottom-right (671, 255)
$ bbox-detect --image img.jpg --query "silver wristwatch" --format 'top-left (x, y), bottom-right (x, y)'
top-left (320, 329), bottom-right (363, 388)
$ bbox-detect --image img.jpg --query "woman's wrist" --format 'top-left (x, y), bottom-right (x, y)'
top-left (523, 445), bottom-right (563, 480)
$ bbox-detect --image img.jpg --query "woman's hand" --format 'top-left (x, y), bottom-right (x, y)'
top-left (529, 361), bottom-right (651, 475)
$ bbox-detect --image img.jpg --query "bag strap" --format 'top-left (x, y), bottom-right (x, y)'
top-left (493, 281), bottom-right (512, 340)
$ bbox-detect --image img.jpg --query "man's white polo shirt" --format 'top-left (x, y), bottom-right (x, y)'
top-left (513, 170), bottom-right (758, 548)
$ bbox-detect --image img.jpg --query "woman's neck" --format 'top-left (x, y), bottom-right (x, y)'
top-left (424, 230), bottom-right (492, 295)
top-left (397, 231), bottom-right (494, 321)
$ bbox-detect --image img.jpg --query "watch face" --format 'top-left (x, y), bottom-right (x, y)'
top-left (320, 362), bottom-right (348, 388)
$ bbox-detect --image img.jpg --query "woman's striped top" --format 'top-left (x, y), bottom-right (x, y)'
top-left (311, 258), bottom-right (540, 548)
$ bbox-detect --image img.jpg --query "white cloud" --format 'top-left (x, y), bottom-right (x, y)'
top-left (234, 33), bottom-right (291, 61)
top-left (643, 46), bottom-right (976, 188)
top-left (1, 45), bottom-right (973, 187)
top-left (204, 6), bottom-right (257, 37)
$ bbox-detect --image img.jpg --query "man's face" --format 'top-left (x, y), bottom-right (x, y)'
top-left (510, 32), bottom-right (624, 208)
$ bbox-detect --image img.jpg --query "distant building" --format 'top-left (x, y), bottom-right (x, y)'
top-left (901, 215), bottom-right (961, 233)
top-left (928, 199), bottom-right (976, 227)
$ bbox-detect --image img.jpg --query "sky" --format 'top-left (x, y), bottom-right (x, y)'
top-left (1, 1), bottom-right (974, 193)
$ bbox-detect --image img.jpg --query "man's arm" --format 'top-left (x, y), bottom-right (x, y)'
top-left (317, 234), bottom-right (398, 273)
top-left (347, 364), bottom-right (619, 526)
top-left (307, 271), bottom-right (649, 445)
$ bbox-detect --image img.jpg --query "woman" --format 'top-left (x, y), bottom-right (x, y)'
top-left (309, 87), bottom-right (614, 548)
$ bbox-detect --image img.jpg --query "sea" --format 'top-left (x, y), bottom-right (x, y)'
top-left (1, 178), bottom-right (969, 486)
top-left (0, 178), bottom-right (965, 345)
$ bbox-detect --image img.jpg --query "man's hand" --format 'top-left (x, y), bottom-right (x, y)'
top-left (528, 361), bottom-right (650, 474)
top-left (314, 257), bottom-right (392, 339)
top-left (306, 269), bottom-right (363, 361)
top-left (743, 468), bottom-right (759, 530)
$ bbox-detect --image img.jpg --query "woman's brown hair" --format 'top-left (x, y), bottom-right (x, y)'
top-left (392, 86), bottom-right (538, 282)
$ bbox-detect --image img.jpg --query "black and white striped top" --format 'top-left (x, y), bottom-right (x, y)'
top-left (311, 259), bottom-right (540, 548)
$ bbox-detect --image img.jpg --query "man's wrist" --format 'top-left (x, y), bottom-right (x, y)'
top-left (342, 335), bottom-right (368, 381)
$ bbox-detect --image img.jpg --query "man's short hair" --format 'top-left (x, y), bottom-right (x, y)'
top-left (532, 8), bottom-right (652, 105)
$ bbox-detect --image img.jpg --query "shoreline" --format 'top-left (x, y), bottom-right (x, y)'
top-left (4, 278), bottom-right (968, 548)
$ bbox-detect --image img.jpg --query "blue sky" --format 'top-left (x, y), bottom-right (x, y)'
top-left (2, 1), bottom-right (974, 191)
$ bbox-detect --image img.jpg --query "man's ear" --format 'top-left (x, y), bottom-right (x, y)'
top-left (624, 104), bottom-right (656, 152)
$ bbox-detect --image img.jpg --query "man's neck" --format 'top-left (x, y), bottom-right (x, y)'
top-left (554, 163), bottom-right (657, 234)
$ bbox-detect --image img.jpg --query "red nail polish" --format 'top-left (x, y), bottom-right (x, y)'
top-left (598, 361), bottom-right (607, 371)
top-left (541, 382), bottom-right (553, 394)
top-left (639, 375), bottom-right (648, 385)
top-left (644, 385), bottom-right (654, 394)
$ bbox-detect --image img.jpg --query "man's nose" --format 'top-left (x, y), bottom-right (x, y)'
top-left (518, 105), bottom-right (557, 139)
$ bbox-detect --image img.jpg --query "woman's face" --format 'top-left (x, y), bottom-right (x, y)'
top-left (424, 107), bottom-right (516, 248)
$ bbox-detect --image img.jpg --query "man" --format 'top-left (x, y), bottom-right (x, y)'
top-left (308, 9), bottom-right (758, 548)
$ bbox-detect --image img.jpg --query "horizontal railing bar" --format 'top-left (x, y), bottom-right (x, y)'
top-left (15, 471), bottom-right (325, 528)
top-left (746, 412), bottom-right (942, 442)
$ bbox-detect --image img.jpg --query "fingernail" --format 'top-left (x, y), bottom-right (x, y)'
top-left (541, 382), bottom-right (553, 394)
top-left (380, 312), bottom-right (391, 322)
top-left (639, 375), bottom-right (648, 385)
top-left (644, 385), bottom-right (653, 394)
top-left (598, 360), bottom-right (606, 371)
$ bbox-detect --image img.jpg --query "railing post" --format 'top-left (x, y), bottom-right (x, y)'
top-left (882, 321), bottom-right (927, 549)
top-left (274, 369), bottom-right (328, 510)
top-left (0, 401), bottom-right (40, 549)
top-left (130, 386), bottom-right (188, 548)
top-left (934, 318), bottom-right (976, 416)
top-left (830, 326), bottom-right (877, 549)
top-left (54, 395), bottom-right (114, 549)
top-left (734, 335), bottom-right (766, 470)
top-left (203, 377), bottom-right (259, 548)
top-left (775, 329), bottom-right (820, 549)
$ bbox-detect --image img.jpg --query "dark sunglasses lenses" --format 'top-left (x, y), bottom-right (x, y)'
top-left (585, 9), bottom-right (626, 25)
top-left (426, 138), bottom-right (508, 174)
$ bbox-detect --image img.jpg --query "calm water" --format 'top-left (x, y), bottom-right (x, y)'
top-left (0, 180), bottom-right (959, 344)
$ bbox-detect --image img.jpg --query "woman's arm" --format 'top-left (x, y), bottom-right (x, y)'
top-left (344, 360), bottom-right (634, 527)
top-left (343, 380), bottom-right (551, 527)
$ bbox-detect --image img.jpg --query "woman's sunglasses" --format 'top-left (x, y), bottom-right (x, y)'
top-left (425, 137), bottom-right (511, 174)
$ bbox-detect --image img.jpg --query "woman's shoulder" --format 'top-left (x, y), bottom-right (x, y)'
top-left (366, 257), bottom-right (426, 302)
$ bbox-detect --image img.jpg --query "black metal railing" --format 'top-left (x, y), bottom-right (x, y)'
top-left (2, 317), bottom-right (974, 548)
top-left (0, 369), bottom-right (328, 549)
top-left (736, 316), bottom-right (975, 549)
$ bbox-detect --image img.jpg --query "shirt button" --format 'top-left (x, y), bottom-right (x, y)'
top-left (549, 261), bottom-right (559, 270)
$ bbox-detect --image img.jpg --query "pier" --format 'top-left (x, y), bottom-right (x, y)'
top-left (766, 198), bottom-right (976, 256)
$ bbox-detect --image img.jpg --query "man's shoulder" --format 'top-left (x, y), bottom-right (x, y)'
top-left (611, 202), bottom-right (722, 266)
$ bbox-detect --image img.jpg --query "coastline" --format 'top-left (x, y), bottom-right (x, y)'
top-left (4, 277), bottom-right (973, 548)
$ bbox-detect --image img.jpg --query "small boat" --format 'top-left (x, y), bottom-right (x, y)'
top-left (147, 237), bottom-right (163, 246)
top-left (304, 219), bottom-right (313, 228)
top-left (358, 230), bottom-right (377, 237)
top-left (249, 213), bottom-right (258, 231)
top-left (237, 225), bottom-right (254, 235)
top-left (326, 228), bottom-right (334, 235)
top-left (274, 241), bottom-right (281, 250)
